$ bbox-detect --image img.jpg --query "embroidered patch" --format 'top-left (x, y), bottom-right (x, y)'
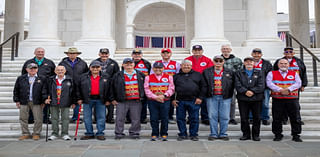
top-left (134, 75), bottom-right (137, 79)
top-left (168, 65), bottom-right (175, 69)
top-left (200, 62), bottom-right (207, 67)
top-left (37, 80), bottom-right (41, 83)
top-left (66, 82), bottom-right (71, 86)
top-left (138, 64), bottom-right (144, 68)
top-left (254, 75), bottom-right (258, 78)
top-left (44, 63), bottom-right (48, 66)
top-left (287, 75), bottom-right (294, 79)
top-left (161, 78), bottom-right (169, 82)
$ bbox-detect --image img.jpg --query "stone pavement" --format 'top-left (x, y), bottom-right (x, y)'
top-left (0, 138), bottom-right (320, 157)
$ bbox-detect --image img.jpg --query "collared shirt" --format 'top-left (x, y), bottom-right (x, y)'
top-left (124, 70), bottom-right (137, 80)
top-left (90, 75), bottom-right (100, 95)
top-left (144, 73), bottom-right (175, 100)
top-left (245, 69), bottom-right (253, 78)
top-left (34, 58), bottom-right (44, 66)
top-left (67, 58), bottom-right (78, 69)
top-left (150, 59), bottom-right (181, 74)
top-left (266, 70), bottom-right (301, 92)
top-left (28, 74), bottom-right (38, 101)
top-left (55, 75), bottom-right (66, 84)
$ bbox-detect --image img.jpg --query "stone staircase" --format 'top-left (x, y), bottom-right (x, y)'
top-left (0, 48), bottom-right (320, 141)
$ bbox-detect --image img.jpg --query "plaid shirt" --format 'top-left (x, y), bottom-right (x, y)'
top-left (222, 54), bottom-right (242, 72)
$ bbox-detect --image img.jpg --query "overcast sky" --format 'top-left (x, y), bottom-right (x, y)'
top-left (0, 0), bottom-right (316, 19)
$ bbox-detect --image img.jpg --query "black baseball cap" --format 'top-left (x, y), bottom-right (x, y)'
top-left (99, 48), bottom-right (109, 54)
top-left (123, 58), bottom-right (134, 64)
top-left (192, 45), bottom-right (203, 50)
top-left (153, 62), bottom-right (164, 68)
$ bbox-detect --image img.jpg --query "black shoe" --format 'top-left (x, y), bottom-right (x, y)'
top-left (239, 136), bottom-right (251, 141)
top-left (201, 120), bottom-right (210, 125)
top-left (282, 120), bottom-right (288, 125)
top-left (177, 136), bottom-right (188, 141)
top-left (219, 136), bottom-right (230, 141)
top-left (229, 119), bottom-right (238, 125)
top-left (208, 136), bottom-right (218, 141)
top-left (273, 134), bottom-right (283, 141)
top-left (106, 119), bottom-right (115, 124)
top-left (300, 121), bottom-right (305, 125)
top-left (115, 136), bottom-right (123, 140)
top-left (262, 120), bottom-right (270, 125)
top-left (252, 136), bottom-right (261, 141)
top-left (190, 136), bottom-right (199, 141)
top-left (249, 119), bottom-right (253, 124)
top-left (292, 136), bottom-right (303, 142)
top-left (140, 119), bottom-right (147, 124)
top-left (130, 135), bottom-right (140, 140)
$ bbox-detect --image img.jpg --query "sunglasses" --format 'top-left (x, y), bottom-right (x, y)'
top-left (214, 60), bottom-right (224, 63)
top-left (91, 66), bottom-right (100, 68)
top-left (285, 51), bottom-right (293, 53)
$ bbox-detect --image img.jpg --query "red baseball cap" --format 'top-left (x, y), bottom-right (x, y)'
top-left (161, 48), bottom-right (172, 53)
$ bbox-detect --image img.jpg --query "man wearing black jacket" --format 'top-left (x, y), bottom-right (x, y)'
top-left (203, 56), bottom-right (234, 141)
top-left (59, 47), bottom-right (89, 123)
top-left (111, 58), bottom-right (145, 139)
top-left (14, 63), bottom-right (48, 141)
top-left (77, 61), bottom-right (111, 141)
top-left (173, 60), bottom-right (206, 141)
top-left (235, 57), bottom-right (264, 141)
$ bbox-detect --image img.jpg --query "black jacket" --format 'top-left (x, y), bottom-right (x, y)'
top-left (110, 70), bottom-right (145, 102)
top-left (134, 58), bottom-right (152, 75)
top-left (203, 67), bottom-right (234, 99)
top-left (92, 58), bottom-right (119, 78)
top-left (77, 72), bottom-right (111, 104)
top-left (259, 59), bottom-right (273, 78)
top-left (48, 75), bottom-right (74, 107)
top-left (21, 57), bottom-right (56, 77)
top-left (13, 74), bottom-right (47, 105)
top-left (58, 57), bottom-right (89, 83)
top-left (173, 70), bottom-right (206, 101)
top-left (273, 56), bottom-right (308, 87)
top-left (235, 68), bottom-right (265, 101)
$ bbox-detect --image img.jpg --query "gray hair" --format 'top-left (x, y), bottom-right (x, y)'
top-left (181, 59), bottom-right (192, 65)
top-left (221, 44), bottom-right (232, 49)
top-left (34, 47), bottom-right (45, 52)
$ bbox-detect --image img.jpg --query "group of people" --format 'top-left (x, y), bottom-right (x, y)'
top-left (13, 44), bottom-right (306, 142)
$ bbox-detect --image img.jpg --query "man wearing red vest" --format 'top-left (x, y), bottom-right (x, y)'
top-left (185, 45), bottom-right (214, 125)
top-left (152, 48), bottom-right (180, 124)
top-left (267, 59), bottom-right (303, 142)
top-left (145, 62), bottom-right (175, 141)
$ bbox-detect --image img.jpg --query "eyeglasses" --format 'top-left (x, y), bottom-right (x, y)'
top-left (285, 51), bottom-right (294, 53)
top-left (91, 66), bottom-right (100, 69)
top-left (214, 60), bottom-right (224, 63)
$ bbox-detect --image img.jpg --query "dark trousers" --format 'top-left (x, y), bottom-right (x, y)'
top-left (148, 100), bottom-right (170, 137)
top-left (106, 104), bottom-right (114, 121)
top-left (238, 100), bottom-right (261, 138)
top-left (169, 103), bottom-right (174, 120)
top-left (200, 99), bottom-right (208, 121)
top-left (272, 98), bottom-right (302, 137)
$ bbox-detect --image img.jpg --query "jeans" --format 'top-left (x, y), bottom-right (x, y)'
top-left (207, 95), bottom-right (232, 137)
top-left (249, 89), bottom-right (270, 120)
top-left (83, 99), bottom-right (106, 136)
top-left (176, 100), bottom-right (200, 137)
top-left (148, 100), bottom-right (170, 137)
top-left (71, 104), bottom-right (80, 121)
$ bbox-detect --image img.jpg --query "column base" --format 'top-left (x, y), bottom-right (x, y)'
top-left (190, 39), bottom-right (230, 58)
top-left (242, 38), bottom-right (285, 59)
top-left (19, 39), bottom-right (62, 58)
top-left (74, 39), bottom-right (116, 58)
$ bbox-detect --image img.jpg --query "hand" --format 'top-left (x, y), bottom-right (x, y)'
top-left (16, 102), bottom-right (21, 109)
top-left (245, 90), bottom-right (254, 97)
top-left (301, 86), bottom-right (305, 92)
top-left (41, 104), bottom-right (45, 109)
top-left (280, 88), bottom-right (289, 95)
top-left (71, 104), bottom-right (76, 109)
top-left (172, 100), bottom-right (179, 107)
top-left (105, 101), bottom-right (111, 106)
top-left (155, 95), bottom-right (165, 103)
top-left (45, 98), bottom-right (51, 104)
top-left (195, 98), bottom-right (202, 105)
top-left (111, 100), bottom-right (118, 106)
top-left (77, 100), bottom-right (83, 105)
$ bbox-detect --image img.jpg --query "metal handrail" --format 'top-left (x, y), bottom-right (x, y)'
top-left (286, 32), bottom-right (319, 86)
top-left (0, 32), bottom-right (19, 72)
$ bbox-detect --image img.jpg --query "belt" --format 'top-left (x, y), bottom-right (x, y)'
top-left (90, 95), bottom-right (100, 99)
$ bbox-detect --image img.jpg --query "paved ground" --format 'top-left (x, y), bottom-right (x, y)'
top-left (0, 138), bottom-right (320, 157)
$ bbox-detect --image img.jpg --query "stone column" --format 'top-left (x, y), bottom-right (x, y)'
top-left (243, 0), bottom-right (283, 58)
top-left (185, 0), bottom-right (194, 49)
top-left (289, 0), bottom-right (310, 47)
top-left (190, 0), bottom-right (229, 58)
top-left (315, 0), bottom-right (320, 47)
top-left (19, 0), bottom-right (61, 58)
top-left (116, 0), bottom-right (127, 49)
top-left (75, 0), bottom-right (116, 57)
top-left (4, 0), bottom-right (25, 41)
top-left (126, 24), bottom-right (135, 48)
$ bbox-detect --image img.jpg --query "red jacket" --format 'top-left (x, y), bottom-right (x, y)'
top-left (185, 55), bottom-right (214, 73)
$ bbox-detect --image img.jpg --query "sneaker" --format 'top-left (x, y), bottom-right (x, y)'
top-left (161, 135), bottom-right (168, 141)
top-left (48, 135), bottom-right (57, 141)
top-left (151, 136), bottom-right (158, 141)
top-left (229, 119), bottom-right (238, 125)
top-left (190, 136), bottom-right (199, 141)
top-left (18, 135), bottom-right (30, 141)
top-left (169, 119), bottom-right (176, 124)
top-left (62, 135), bottom-right (71, 141)
top-left (32, 135), bottom-right (40, 140)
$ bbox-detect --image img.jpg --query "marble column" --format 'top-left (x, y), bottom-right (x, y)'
top-left (116, 0), bottom-right (127, 49)
top-left (75, 0), bottom-right (116, 57)
top-left (315, 0), bottom-right (320, 47)
top-left (19, 0), bottom-right (61, 58)
top-left (185, 0), bottom-right (194, 50)
top-left (190, 0), bottom-right (229, 58)
top-left (4, 0), bottom-right (25, 41)
top-left (289, 0), bottom-right (310, 47)
top-left (243, 0), bottom-right (283, 58)
top-left (126, 24), bottom-right (135, 48)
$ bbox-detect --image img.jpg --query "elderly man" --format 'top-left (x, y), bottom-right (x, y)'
top-left (267, 59), bottom-right (303, 142)
top-left (21, 47), bottom-right (55, 124)
top-left (14, 63), bottom-right (48, 140)
top-left (91, 48), bottom-right (119, 124)
top-left (77, 61), bottom-right (111, 140)
top-left (152, 48), bottom-right (180, 124)
top-left (185, 45), bottom-right (214, 125)
top-left (173, 60), bottom-right (205, 141)
top-left (235, 57), bottom-right (264, 141)
top-left (111, 58), bottom-right (145, 140)
top-left (47, 66), bottom-right (74, 141)
top-left (203, 55), bottom-right (234, 141)
top-left (273, 47), bottom-right (307, 125)
top-left (145, 62), bottom-right (174, 141)
top-left (220, 44), bottom-right (242, 125)
top-left (59, 47), bottom-right (89, 124)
